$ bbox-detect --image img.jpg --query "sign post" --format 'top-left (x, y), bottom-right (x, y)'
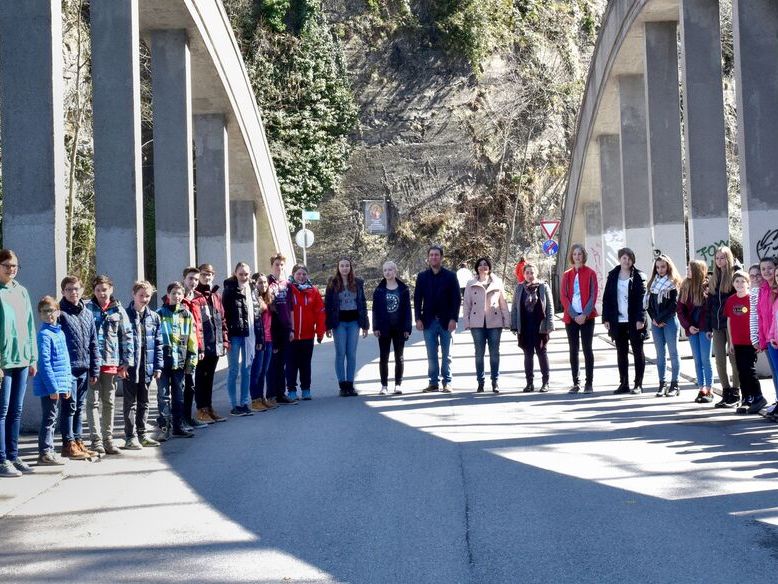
top-left (298, 210), bottom-right (319, 265)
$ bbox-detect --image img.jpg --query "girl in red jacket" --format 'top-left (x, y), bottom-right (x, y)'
top-left (286, 265), bottom-right (326, 400)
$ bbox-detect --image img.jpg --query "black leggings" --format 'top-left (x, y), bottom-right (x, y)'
top-left (613, 322), bottom-right (645, 387)
top-left (566, 319), bottom-right (595, 385)
top-left (378, 329), bottom-right (406, 386)
top-left (194, 354), bottom-right (220, 409)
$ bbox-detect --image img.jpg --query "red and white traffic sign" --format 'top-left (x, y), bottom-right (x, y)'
top-left (540, 219), bottom-right (560, 240)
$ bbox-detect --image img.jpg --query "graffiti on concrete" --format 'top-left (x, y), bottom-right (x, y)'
top-left (696, 240), bottom-right (729, 265)
top-left (756, 229), bottom-right (778, 261)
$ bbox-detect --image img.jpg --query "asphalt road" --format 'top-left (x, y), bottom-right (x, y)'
top-left (2, 324), bottom-right (778, 583)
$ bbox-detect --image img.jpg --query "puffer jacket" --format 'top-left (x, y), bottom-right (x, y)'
top-left (222, 276), bottom-right (261, 339)
top-left (58, 297), bottom-right (100, 378)
top-left (86, 296), bottom-right (134, 369)
top-left (126, 302), bottom-right (163, 384)
top-left (157, 302), bottom-right (199, 371)
top-left (193, 283), bottom-right (229, 357)
top-left (182, 295), bottom-right (204, 353)
top-left (462, 275), bottom-right (510, 329)
top-left (289, 283), bottom-right (326, 341)
top-left (33, 323), bottom-right (73, 397)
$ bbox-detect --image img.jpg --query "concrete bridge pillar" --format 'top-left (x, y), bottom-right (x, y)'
top-left (151, 29), bottom-right (195, 289)
top-left (618, 75), bottom-right (654, 273)
top-left (680, 0), bottom-right (729, 266)
top-left (230, 200), bottom-right (257, 272)
top-left (733, 0), bottom-right (778, 267)
top-left (584, 202), bottom-right (605, 313)
top-left (644, 21), bottom-right (687, 271)
top-left (598, 134), bottom-right (625, 271)
top-left (0, 0), bottom-right (66, 305)
top-left (91, 0), bottom-right (144, 300)
top-left (194, 114), bottom-right (231, 279)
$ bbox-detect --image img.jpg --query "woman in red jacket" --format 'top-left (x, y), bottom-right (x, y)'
top-left (560, 243), bottom-right (599, 394)
top-left (286, 265), bottom-right (326, 401)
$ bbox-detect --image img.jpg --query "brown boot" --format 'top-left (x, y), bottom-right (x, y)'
top-left (61, 440), bottom-right (89, 460)
top-left (250, 398), bottom-right (268, 412)
top-left (75, 439), bottom-right (98, 457)
top-left (195, 408), bottom-right (214, 424)
top-left (261, 398), bottom-right (277, 410)
top-left (208, 407), bottom-right (226, 422)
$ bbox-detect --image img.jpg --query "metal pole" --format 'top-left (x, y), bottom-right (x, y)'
top-left (302, 211), bottom-right (307, 266)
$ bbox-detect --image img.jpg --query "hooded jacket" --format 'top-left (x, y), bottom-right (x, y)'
top-left (157, 302), bottom-right (198, 371)
top-left (222, 276), bottom-right (261, 339)
top-left (126, 302), bottom-right (164, 384)
top-left (58, 297), bottom-right (100, 378)
top-left (33, 323), bottom-right (73, 397)
top-left (86, 296), bottom-right (134, 369)
top-left (372, 279), bottom-right (412, 336)
top-left (192, 283), bottom-right (229, 357)
top-left (289, 282), bottom-right (326, 341)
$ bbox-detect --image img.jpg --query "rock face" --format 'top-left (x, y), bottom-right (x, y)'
top-left (305, 1), bottom-right (603, 288)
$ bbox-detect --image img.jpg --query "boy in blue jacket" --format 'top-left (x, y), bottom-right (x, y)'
top-left (123, 281), bottom-right (164, 449)
top-left (35, 297), bottom-right (73, 466)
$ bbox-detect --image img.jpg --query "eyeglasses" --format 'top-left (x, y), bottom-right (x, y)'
top-left (40, 308), bottom-right (58, 314)
top-left (1, 263), bottom-right (19, 270)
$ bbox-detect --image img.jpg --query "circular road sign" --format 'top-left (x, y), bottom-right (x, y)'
top-left (295, 228), bottom-right (315, 249)
top-left (542, 239), bottom-right (559, 256)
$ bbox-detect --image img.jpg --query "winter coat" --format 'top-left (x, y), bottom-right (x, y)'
top-left (413, 268), bottom-right (461, 328)
top-left (268, 274), bottom-right (292, 339)
top-left (511, 282), bottom-right (555, 335)
top-left (601, 266), bottom-right (647, 334)
top-left (0, 279), bottom-right (37, 369)
top-left (57, 297), bottom-right (99, 378)
top-left (289, 283), bottom-right (326, 341)
top-left (222, 277), bottom-right (261, 339)
top-left (646, 282), bottom-right (679, 326)
top-left (462, 276), bottom-right (510, 329)
top-left (324, 278), bottom-right (369, 331)
top-left (86, 297), bottom-right (134, 369)
top-left (560, 266), bottom-right (599, 325)
top-left (33, 323), bottom-right (72, 397)
top-left (372, 279), bottom-right (412, 336)
top-left (126, 302), bottom-right (163, 384)
top-left (182, 295), bottom-right (204, 353)
top-left (193, 283), bottom-right (229, 357)
top-left (157, 302), bottom-right (198, 371)
top-left (767, 296), bottom-right (778, 345)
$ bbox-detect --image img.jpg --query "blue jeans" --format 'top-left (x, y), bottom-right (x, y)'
top-left (227, 336), bottom-right (251, 407)
top-left (333, 321), bottom-right (360, 382)
top-left (67, 370), bottom-right (90, 441)
top-left (157, 369), bottom-right (185, 429)
top-left (423, 320), bottom-right (453, 385)
top-left (652, 317), bottom-right (680, 383)
top-left (39, 396), bottom-right (60, 454)
top-left (766, 345), bottom-right (778, 399)
top-left (0, 367), bottom-right (29, 463)
top-left (688, 332), bottom-right (713, 387)
top-left (470, 327), bottom-right (502, 383)
top-left (250, 342), bottom-right (273, 400)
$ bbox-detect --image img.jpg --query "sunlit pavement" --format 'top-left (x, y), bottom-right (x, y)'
top-left (2, 319), bottom-right (778, 583)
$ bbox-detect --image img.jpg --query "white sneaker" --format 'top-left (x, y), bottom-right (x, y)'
top-left (379, 386), bottom-right (388, 396)
top-left (393, 385), bottom-right (403, 395)
top-left (124, 437), bottom-right (143, 450)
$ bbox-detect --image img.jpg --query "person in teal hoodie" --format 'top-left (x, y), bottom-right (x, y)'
top-left (34, 297), bottom-right (73, 466)
top-left (0, 249), bottom-right (38, 478)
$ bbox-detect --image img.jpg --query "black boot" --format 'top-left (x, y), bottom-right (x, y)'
top-left (338, 381), bottom-right (348, 397)
top-left (492, 380), bottom-right (500, 394)
top-left (665, 381), bottom-right (679, 397)
top-left (476, 381), bottom-right (485, 393)
top-left (346, 381), bottom-right (359, 397)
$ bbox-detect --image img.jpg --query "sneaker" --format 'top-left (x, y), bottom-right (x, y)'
top-left (195, 408), bottom-right (215, 424)
top-left (630, 386), bottom-right (642, 395)
top-left (0, 460), bottom-right (22, 478)
top-left (61, 440), bottom-right (88, 460)
top-left (276, 394), bottom-right (298, 405)
top-left (614, 384), bottom-right (631, 395)
top-left (441, 384), bottom-right (452, 394)
top-left (123, 437), bottom-right (143, 450)
top-left (10, 458), bottom-right (33, 474)
top-left (139, 435), bottom-right (160, 447)
top-left (721, 396), bottom-right (740, 408)
top-left (748, 396), bottom-right (767, 415)
top-left (665, 381), bottom-right (680, 397)
top-left (230, 407), bottom-right (248, 417)
top-left (523, 384), bottom-right (535, 393)
top-left (379, 386), bottom-right (388, 396)
top-left (103, 441), bottom-right (122, 455)
top-left (90, 440), bottom-right (106, 455)
top-left (185, 416), bottom-right (209, 429)
top-left (250, 398), bottom-right (269, 412)
top-left (422, 385), bottom-right (440, 393)
top-left (568, 384), bottom-right (581, 394)
top-left (37, 452), bottom-right (65, 466)
top-left (155, 426), bottom-right (171, 443)
top-left (238, 405), bottom-right (254, 415)
top-left (288, 390), bottom-right (299, 401)
top-left (207, 407), bottom-right (226, 422)
top-left (301, 389), bottom-right (312, 400)
top-left (172, 427), bottom-right (194, 438)
top-left (393, 386), bottom-right (403, 395)
top-left (654, 382), bottom-right (666, 398)
top-left (694, 390), bottom-right (706, 404)
top-left (539, 383), bottom-right (550, 393)
top-left (763, 402), bottom-right (778, 417)
top-left (699, 391), bottom-right (714, 404)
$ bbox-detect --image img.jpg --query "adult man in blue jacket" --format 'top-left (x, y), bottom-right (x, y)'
top-left (414, 245), bottom-right (461, 392)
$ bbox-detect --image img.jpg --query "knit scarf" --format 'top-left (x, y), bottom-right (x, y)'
top-left (649, 275), bottom-right (675, 305)
top-left (524, 282), bottom-right (540, 312)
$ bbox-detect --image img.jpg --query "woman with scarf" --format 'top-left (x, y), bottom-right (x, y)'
top-left (511, 263), bottom-right (554, 392)
top-left (601, 248), bottom-right (647, 395)
top-left (646, 254), bottom-right (683, 397)
top-left (286, 265), bottom-right (326, 401)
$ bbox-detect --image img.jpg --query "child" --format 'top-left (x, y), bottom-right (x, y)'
top-left (726, 271), bottom-right (766, 415)
top-left (181, 267), bottom-right (205, 429)
top-left (34, 297), bottom-right (73, 466)
top-left (156, 282), bottom-right (199, 440)
top-left (57, 275), bottom-right (99, 459)
top-left (646, 254), bottom-right (682, 397)
top-left (678, 260), bottom-right (713, 403)
top-left (249, 273), bottom-right (274, 411)
top-left (123, 281), bottom-right (163, 449)
top-left (287, 265), bottom-right (326, 400)
top-left (86, 275), bottom-right (134, 455)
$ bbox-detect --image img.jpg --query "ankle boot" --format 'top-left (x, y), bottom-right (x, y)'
top-left (346, 381), bottom-right (358, 396)
top-left (476, 381), bottom-right (485, 393)
top-left (338, 381), bottom-right (348, 397)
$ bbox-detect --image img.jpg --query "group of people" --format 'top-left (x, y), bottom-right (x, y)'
top-left (562, 243), bottom-right (778, 420)
top-left (2, 240), bottom-right (777, 478)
